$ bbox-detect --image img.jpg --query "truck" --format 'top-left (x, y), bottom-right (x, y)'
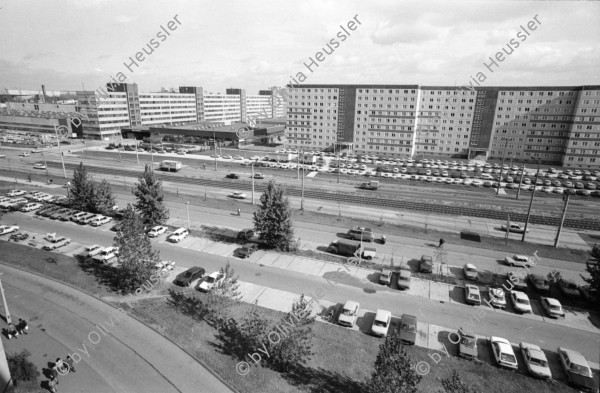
top-left (327, 239), bottom-right (376, 260)
top-left (160, 160), bottom-right (182, 172)
top-left (360, 180), bottom-right (379, 190)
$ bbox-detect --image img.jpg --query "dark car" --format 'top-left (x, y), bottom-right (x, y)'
top-left (458, 329), bottom-right (478, 360)
top-left (226, 173), bottom-right (239, 179)
top-left (559, 279), bottom-right (581, 298)
top-left (235, 243), bottom-right (258, 259)
top-left (419, 255), bottom-right (433, 273)
top-left (237, 229), bottom-right (255, 242)
top-left (174, 267), bottom-right (205, 287)
top-left (110, 223), bottom-right (123, 232)
top-left (399, 314), bottom-right (417, 345)
top-left (50, 208), bottom-right (71, 220)
top-left (528, 274), bottom-right (550, 292)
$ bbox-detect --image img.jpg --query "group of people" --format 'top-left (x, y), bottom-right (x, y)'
top-left (6, 318), bottom-right (28, 339)
top-left (48, 356), bottom-right (76, 393)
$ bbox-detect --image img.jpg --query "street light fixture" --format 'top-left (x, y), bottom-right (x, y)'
top-left (521, 155), bottom-right (541, 242)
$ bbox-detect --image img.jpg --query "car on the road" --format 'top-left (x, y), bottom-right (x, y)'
top-left (540, 297), bottom-right (565, 318)
top-left (527, 274), bottom-right (550, 292)
top-left (229, 191), bottom-right (247, 199)
top-left (419, 255), bottom-right (433, 273)
top-left (19, 152), bottom-right (30, 157)
top-left (338, 300), bottom-right (360, 328)
top-left (168, 227), bottom-right (189, 243)
top-left (379, 268), bottom-right (392, 285)
top-left (458, 329), bottom-right (478, 360)
top-left (90, 216), bottom-right (112, 227)
top-left (42, 237), bottom-right (71, 250)
top-left (510, 291), bottom-right (532, 313)
top-left (148, 226), bottom-right (168, 238)
top-left (520, 342), bottom-right (552, 379)
top-left (234, 243), bottom-right (258, 258)
top-left (33, 163), bottom-right (46, 170)
top-left (197, 271), bottom-right (225, 292)
top-left (490, 336), bottom-right (518, 370)
top-left (397, 268), bottom-right (411, 290)
top-left (20, 202), bottom-right (43, 212)
top-left (488, 288), bottom-right (507, 309)
top-left (507, 271), bottom-right (528, 290)
top-left (557, 347), bottom-right (598, 392)
top-left (504, 254), bottom-right (536, 268)
top-left (0, 225), bottom-right (20, 235)
top-left (347, 226), bottom-right (374, 242)
top-left (399, 314), bottom-right (417, 345)
top-left (558, 279), bottom-right (581, 298)
top-left (226, 173), bottom-right (239, 179)
top-left (463, 264), bottom-right (478, 280)
top-left (7, 190), bottom-right (26, 197)
top-left (253, 173), bottom-right (265, 179)
top-left (371, 309), bottom-right (391, 337)
top-left (465, 284), bottom-right (481, 305)
top-left (80, 245), bottom-right (103, 258)
top-left (174, 266), bottom-right (206, 287)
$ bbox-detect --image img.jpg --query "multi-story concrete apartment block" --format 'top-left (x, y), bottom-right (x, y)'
top-left (76, 88), bottom-right (130, 140)
top-left (139, 92), bottom-right (197, 126)
top-left (284, 84), bottom-right (600, 168)
top-left (202, 91), bottom-right (241, 125)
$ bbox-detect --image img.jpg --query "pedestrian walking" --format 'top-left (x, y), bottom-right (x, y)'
top-left (237, 208), bottom-right (241, 216)
top-left (439, 238), bottom-right (445, 248)
top-left (7, 323), bottom-right (18, 339)
top-left (48, 376), bottom-right (58, 393)
top-left (65, 356), bottom-right (75, 373)
top-left (55, 358), bottom-right (68, 375)
top-left (17, 318), bottom-right (28, 335)
top-left (203, 163), bottom-right (206, 170)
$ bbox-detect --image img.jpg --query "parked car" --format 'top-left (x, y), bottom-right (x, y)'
top-left (507, 271), bottom-right (528, 290)
top-left (234, 243), bottom-right (258, 258)
top-left (371, 309), bottom-right (391, 337)
top-left (458, 329), bottom-right (478, 360)
top-left (253, 173), bottom-right (265, 179)
top-left (491, 337), bottom-right (518, 370)
top-left (465, 284), bottom-right (481, 305)
top-left (540, 297), bottom-right (565, 318)
top-left (488, 288), bottom-right (507, 309)
top-left (229, 191), bottom-right (247, 199)
top-left (197, 271), bottom-right (225, 292)
top-left (338, 301), bottom-right (360, 328)
top-left (20, 203), bottom-right (43, 212)
top-left (168, 227), bottom-right (189, 243)
top-left (419, 255), bottom-right (433, 273)
top-left (501, 223), bottom-right (529, 233)
top-left (237, 229), bottom-right (255, 242)
top-left (397, 268), bottom-right (411, 290)
top-left (90, 216), bottom-right (112, 227)
top-left (80, 245), bottom-right (103, 258)
top-left (520, 342), bottom-right (552, 379)
top-left (504, 254), bottom-right (536, 268)
top-left (33, 163), bottom-right (46, 170)
top-left (77, 213), bottom-right (98, 224)
top-left (379, 268), bottom-right (392, 285)
top-left (559, 279), bottom-right (581, 298)
top-left (94, 246), bottom-right (119, 263)
top-left (510, 291), bottom-right (532, 313)
top-left (0, 225), bottom-right (20, 235)
top-left (42, 237), bottom-right (71, 250)
top-left (557, 347), bottom-right (598, 392)
top-left (579, 285), bottom-right (599, 304)
top-left (7, 190), bottom-right (26, 197)
top-left (174, 267), bottom-right (205, 287)
top-left (527, 274), bottom-right (550, 292)
top-left (347, 226), bottom-right (374, 242)
top-left (463, 264), bottom-right (478, 280)
top-left (399, 314), bottom-right (417, 345)
top-left (148, 226), bottom-right (168, 238)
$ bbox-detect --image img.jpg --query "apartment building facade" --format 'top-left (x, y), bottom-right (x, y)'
top-left (285, 84), bottom-right (600, 168)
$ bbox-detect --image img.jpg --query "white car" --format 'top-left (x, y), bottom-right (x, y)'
top-left (0, 225), bottom-right (20, 235)
top-left (510, 291), bottom-right (532, 313)
top-left (81, 244), bottom-right (103, 258)
top-left (94, 246), bottom-right (119, 263)
top-left (197, 271), bottom-right (225, 292)
top-left (472, 180), bottom-right (483, 187)
top-left (7, 190), bottom-right (26, 197)
top-left (338, 300), bottom-right (360, 328)
top-left (504, 254), bottom-right (536, 268)
top-left (490, 336), bottom-right (518, 370)
top-left (148, 226), bottom-right (168, 238)
top-left (540, 297), bottom-right (565, 318)
top-left (33, 163), bottom-right (46, 170)
top-left (168, 227), bottom-right (189, 243)
top-left (488, 288), bottom-right (507, 309)
top-left (371, 309), bottom-right (391, 337)
top-left (90, 216), bottom-right (112, 227)
top-left (520, 342), bottom-right (552, 379)
top-left (20, 203), bottom-right (43, 212)
top-left (229, 191), bottom-right (247, 199)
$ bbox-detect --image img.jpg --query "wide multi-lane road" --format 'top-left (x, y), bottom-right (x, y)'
top-left (2, 212), bottom-right (598, 364)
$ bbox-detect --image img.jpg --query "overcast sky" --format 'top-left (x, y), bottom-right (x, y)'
top-left (1, 0), bottom-right (598, 94)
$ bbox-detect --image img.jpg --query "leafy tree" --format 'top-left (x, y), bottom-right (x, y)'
top-left (89, 179), bottom-right (116, 215)
top-left (253, 181), bottom-right (295, 251)
top-left (546, 270), bottom-right (563, 284)
top-left (441, 370), bottom-right (476, 393)
top-left (133, 164), bottom-right (169, 226)
top-left (214, 262), bottom-right (242, 300)
top-left (69, 162), bottom-right (93, 210)
top-left (7, 349), bottom-right (39, 386)
top-left (234, 306), bottom-right (271, 360)
top-left (268, 295), bottom-right (315, 372)
top-left (583, 244), bottom-right (600, 303)
top-left (114, 204), bottom-right (160, 292)
top-left (368, 331), bottom-right (422, 393)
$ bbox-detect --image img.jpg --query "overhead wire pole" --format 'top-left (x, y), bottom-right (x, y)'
top-left (251, 163), bottom-right (255, 205)
top-left (521, 158), bottom-right (541, 242)
top-left (554, 192), bottom-right (570, 248)
top-left (213, 131), bottom-right (218, 171)
top-left (54, 125), bottom-right (67, 179)
top-left (515, 163), bottom-right (527, 200)
top-left (496, 138), bottom-right (508, 195)
top-left (301, 161), bottom-right (305, 213)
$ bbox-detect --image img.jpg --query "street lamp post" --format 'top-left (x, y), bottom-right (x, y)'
top-left (521, 157), bottom-right (541, 242)
top-left (185, 202), bottom-right (190, 230)
top-left (301, 163), bottom-right (305, 212)
top-left (251, 163), bottom-right (255, 205)
top-left (515, 163), bottom-right (527, 200)
top-left (0, 274), bottom-right (11, 324)
top-left (135, 141), bottom-right (140, 165)
top-left (496, 138), bottom-right (508, 195)
top-left (554, 193), bottom-right (570, 248)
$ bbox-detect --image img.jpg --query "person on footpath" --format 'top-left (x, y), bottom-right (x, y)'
top-left (17, 318), bottom-right (28, 335)
top-left (65, 356), bottom-right (75, 373)
top-left (439, 238), bottom-right (445, 248)
top-left (48, 376), bottom-right (58, 392)
top-left (7, 323), bottom-right (18, 339)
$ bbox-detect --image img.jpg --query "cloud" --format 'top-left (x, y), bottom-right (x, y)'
top-left (22, 52), bottom-right (55, 61)
top-left (372, 20), bottom-right (442, 45)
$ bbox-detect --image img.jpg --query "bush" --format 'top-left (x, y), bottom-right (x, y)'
top-left (7, 349), bottom-right (39, 386)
